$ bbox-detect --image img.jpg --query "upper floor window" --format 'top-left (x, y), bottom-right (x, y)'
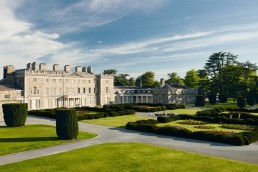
top-left (33, 78), bottom-right (37, 82)
top-left (59, 79), bottom-right (62, 83)
top-left (88, 80), bottom-right (91, 84)
top-left (53, 79), bottom-right (56, 83)
top-left (46, 79), bottom-right (49, 83)
top-left (106, 87), bottom-right (109, 93)
top-left (4, 94), bottom-right (10, 99)
top-left (78, 87), bottom-right (80, 93)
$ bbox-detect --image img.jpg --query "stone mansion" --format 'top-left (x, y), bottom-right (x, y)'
top-left (0, 62), bottom-right (198, 121)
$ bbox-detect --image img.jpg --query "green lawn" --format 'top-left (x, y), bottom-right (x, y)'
top-left (166, 108), bottom-right (203, 115)
top-left (0, 124), bottom-right (97, 156)
top-left (82, 115), bottom-right (151, 127)
top-left (157, 120), bottom-right (250, 132)
top-left (1, 142), bottom-right (258, 172)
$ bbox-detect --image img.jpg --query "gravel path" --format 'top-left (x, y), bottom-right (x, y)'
top-left (0, 115), bottom-right (258, 166)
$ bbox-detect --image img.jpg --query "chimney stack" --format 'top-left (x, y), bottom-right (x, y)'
top-left (75, 66), bottom-right (82, 72)
top-left (160, 78), bottom-right (165, 87)
top-left (53, 64), bottom-right (59, 70)
top-left (32, 62), bottom-right (38, 70)
top-left (39, 63), bottom-right (47, 70)
top-left (87, 66), bottom-right (93, 73)
top-left (64, 65), bottom-right (70, 72)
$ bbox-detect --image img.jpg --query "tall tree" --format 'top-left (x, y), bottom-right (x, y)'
top-left (167, 72), bottom-right (184, 85)
top-left (184, 69), bottom-right (200, 88)
top-left (204, 52), bottom-right (238, 95)
top-left (139, 71), bottom-right (159, 88)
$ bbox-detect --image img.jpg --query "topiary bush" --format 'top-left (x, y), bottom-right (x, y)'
top-left (208, 95), bottom-right (216, 104)
top-left (56, 109), bottom-right (78, 140)
top-left (157, 116), bottom-right (172, 123)
top-left (237, 97), bottom-right (246, 109)
top-left (2, 103), bottom-right (28, 127)
top-left (195, 95), bottom-right (205, 106)
top-left (218, 95), bottom-right (228, 103)
top-left (246, 95), bottom-right (255, 106)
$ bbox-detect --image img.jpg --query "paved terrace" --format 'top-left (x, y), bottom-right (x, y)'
top-left (0, 115), bottom-right (258, 166)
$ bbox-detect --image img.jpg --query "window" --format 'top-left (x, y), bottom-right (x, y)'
top-left (89, 88), bottom-right (91, 93)
top-left (71, 79), bottom-right (75, 83)
top-left (78, 87), bottom-right (80, 93)
top-left (106, 87), bottom-right (109, 93)
top-left (4, 94), bottom-right (10, 99)
top-left (33, 78), bottom-right (37, 82)
top-left (53, 79), bottom-right (56, 83)
top-left (33, 87), bottom-right (37, 94)
top-left (83, 88), bottom-right (86, 93)
top-left (59, 79), bottom-right (62, 83)
top-left (88, 80), bottom-right (91, 84)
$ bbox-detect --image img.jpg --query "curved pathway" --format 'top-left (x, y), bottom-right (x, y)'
top-left (0, 115), bottom-right (258, 166)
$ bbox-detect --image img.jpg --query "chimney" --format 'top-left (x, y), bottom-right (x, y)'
top-left (53, 64), bottom-right (59, 70)
top-left (160, 78), bottom-right (165, 87)
top-left (27, 63), bottom-right (32, 69)
top-left (39, 63), bottom-right (47, 70)
top-left (3, 65), bottom-right (15, 79)
top-left (32, 62), bottom-right (38, 70)
top-left (87, 66), bottom-right (93, 73)
top-left (82, 67), bottom-right (87, 72)
top-left (75, 66), bottom-right (82, 72)
top-left (64, 65), bottom-right (70, 72)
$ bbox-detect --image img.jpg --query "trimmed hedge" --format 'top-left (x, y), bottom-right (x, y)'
top-left (218, 95), bottom-right (228, 103)
top-left (246, 95), bottom-right (255, 106)
top-left (125, 120), bottom-right (257, 145)
top-left (208, 95), bottom-right (216, 105)
top-left (237, 97), bottom-right (246, 108)
top-left (2, 103), bottom-right (28, 127)
top-left (157, 116), bottom-right (173, 123)
top-left (56, 109), bottom-right (78, 140)
top-left (195, 95), bottom-right (205, 106)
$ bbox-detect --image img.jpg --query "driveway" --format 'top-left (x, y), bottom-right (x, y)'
top-left (0, 115), bottom-right (258, 166)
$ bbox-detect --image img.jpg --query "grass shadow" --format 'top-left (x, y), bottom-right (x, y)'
top-left (0, 137), bottom-right (59, 142)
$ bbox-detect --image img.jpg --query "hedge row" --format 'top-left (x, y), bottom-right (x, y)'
top-left (157, 116), bottom-right (173, 123)
top-left (126, 120), bottom-right (258, 146)
top-left (196, 108), bottom-right (225, 117)
top-left (29, 108), bottom-right (135, 120)
top-left (77, 110), bottom-right (135, 120)
top-left (175, 114), bottom-right (258, 126)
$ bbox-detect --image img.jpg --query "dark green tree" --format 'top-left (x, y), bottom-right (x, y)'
top-left (2, 103), bottom-right (28, 127)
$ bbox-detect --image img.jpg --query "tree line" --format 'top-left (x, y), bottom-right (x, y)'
top-left (103, 52), bottom-right (258, 99)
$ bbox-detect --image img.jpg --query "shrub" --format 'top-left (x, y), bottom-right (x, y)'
top-left (226, 136), bottom-right (245, 146)
top-left (218, 95), bottom-right (228, 103)
top-left (208, 95), bottom-right (216, 104)
top-left (157, 116), bottom-right (172, 123)
top-left (246, 95), bottom-right (255, 106)
top-left (221, 124), bottom-right (254, 130)
top-left (177, 120), bottom-right (206, 125)
top-left (108, 111), bottom-right (119, 117)
top-left (194, 125), bottom-right (215, 129)
top-left (237, 97), bottom-right (246, 109)
top-left (2, 103), bottom-right (28, 127)
top-left (56, 109), bottom-right (78, 140)
top-left (195, 95), bottom-right (205, 106)
top-left (154, 126), bottom-right (192, 138)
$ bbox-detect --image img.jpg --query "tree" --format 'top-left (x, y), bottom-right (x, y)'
top-left (184, 69), bottom-right (200, 88)
top-left (103, 69), bottom-right (117, 75)
top-left (140, 71), bottom-right (159, 88)
top-left (204, 52), bottom-right (238, 95)
top-left (167, 72), bottom-right (184, 85)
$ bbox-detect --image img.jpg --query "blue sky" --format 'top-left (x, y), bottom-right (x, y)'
top-left (1, 0), bottom-right (258, 79)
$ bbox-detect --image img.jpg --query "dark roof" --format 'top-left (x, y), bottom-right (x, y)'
top-left (114, 86), bottom-right (152, 90)
top-left (0, 85), bottom-right (21, 91)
